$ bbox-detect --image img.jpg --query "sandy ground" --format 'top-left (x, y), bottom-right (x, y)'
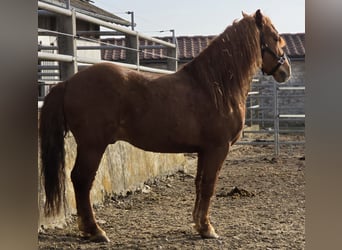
top-left (38, 142), bottom-right (305, 249)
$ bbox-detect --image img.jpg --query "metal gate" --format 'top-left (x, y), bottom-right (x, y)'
top-left (237, 77), bottom-right (305, 155)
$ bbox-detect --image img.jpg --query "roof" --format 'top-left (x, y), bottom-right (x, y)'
top-left (281, 33), bottom-right (305, 59)
top-left (101, 33), bottom-right (305, 62)
top-left (71, 0), bottom-right (130, 26)
top-left (39, 0), bottom-right (130, 26)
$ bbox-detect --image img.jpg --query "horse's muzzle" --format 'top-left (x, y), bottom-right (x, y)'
top-left (273, 62), bottom-right (291, 83)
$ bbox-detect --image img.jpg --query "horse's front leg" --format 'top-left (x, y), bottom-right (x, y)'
top-left (71, 144), bottom-right (109, 242)
top-left (193, 145), bottom-right (229, 238)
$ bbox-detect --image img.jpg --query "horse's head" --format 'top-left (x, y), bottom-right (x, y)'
top-left (245, 10), bottom-right (291, 83)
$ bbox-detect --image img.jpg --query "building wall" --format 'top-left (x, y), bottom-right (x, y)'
top-left (38, 15), bottom-right (57, 30)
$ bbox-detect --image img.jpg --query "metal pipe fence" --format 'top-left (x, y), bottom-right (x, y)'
top-left (38, 0), bottom-right (178, 101)
top-left (237, 80), bottom-right (305, 155)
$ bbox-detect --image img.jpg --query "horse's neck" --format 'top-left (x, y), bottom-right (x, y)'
top-left (184, 27), bottom-right (260, 104)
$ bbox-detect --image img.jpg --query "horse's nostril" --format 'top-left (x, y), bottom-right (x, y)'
top-left (280, 71), bottom-right (287, 78)
top-left (279, 70), bottom-right (287, 80)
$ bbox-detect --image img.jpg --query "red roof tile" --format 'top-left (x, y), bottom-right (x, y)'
top-left (101, 33), bottom-right (305, 62)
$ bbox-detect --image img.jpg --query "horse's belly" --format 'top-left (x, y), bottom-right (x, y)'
top-left (127, 139), bottom-right (199, 153)
top-left (116, 117), bottom-right (201, 153)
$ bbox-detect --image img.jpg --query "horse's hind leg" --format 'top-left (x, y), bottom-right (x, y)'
top-left (193, 145), bottom-right (229, 238)
top-left (71, 143), bottom-right (109, 242)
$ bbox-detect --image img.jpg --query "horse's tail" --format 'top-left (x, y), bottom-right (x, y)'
top-left (39, 81), bottom-right (68, 216)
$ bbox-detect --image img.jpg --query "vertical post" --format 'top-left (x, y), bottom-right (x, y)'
top-left (38, 80), bottom-right (45, 100)
top-left (125, 34), bottom-right (139, 68)
top-left (126, 11), bottom-right (135, 31)
top-left (273, 82), bottom-right (280, 155)
top-left (250, 95), bottom-right (253, 126)
top-left (260, 85), bottom-right (265, 128)
top-left (57, 9), bottom-right (77, 80)
top-left (167, 29), bottom-right (177, 71)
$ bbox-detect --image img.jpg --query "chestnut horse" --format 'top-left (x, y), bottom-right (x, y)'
top-left (39, 10), bottom-right (291, 242)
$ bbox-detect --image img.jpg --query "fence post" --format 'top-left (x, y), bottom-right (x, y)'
top-left (125, 34), bottom-right (139, 68)
top-left (273, 83), bottom-right (280, 155)
top-left (166, 47), bottom-right (177, 71)
top-left (166, 30), bottom-right (177, 71)
top-left (57, 8), bottom-right (77, 80)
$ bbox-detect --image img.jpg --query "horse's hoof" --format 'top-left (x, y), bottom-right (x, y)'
top-left (200, 230), bottom-right (219, 239)
top-left (88, 233), bottom-right (110, 242)
top-left (193, 223), bottom-right (219, 239)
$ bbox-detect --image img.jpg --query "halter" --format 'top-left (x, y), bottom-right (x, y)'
top-left (259, 31), bottom-right (287, 75)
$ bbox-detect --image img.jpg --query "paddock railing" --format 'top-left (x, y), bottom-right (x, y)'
top-left (38, 0), bottom-right (178, 104)
top-left (237, 79), bottom-right (305, 155)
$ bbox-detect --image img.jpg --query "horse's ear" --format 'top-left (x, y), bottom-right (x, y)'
top-left (242, 11), bottom-right (248, 18)
top-left (255, 9), bottom-right (263, 29)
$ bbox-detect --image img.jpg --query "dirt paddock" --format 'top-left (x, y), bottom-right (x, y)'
top-left (38, 142), bottom-right (305, 249)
